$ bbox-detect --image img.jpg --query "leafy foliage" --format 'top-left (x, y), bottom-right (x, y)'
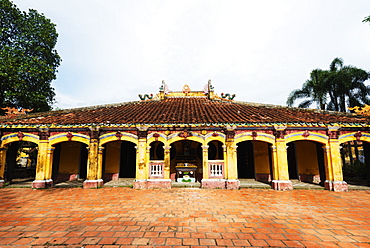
top-left (363, 15), bottom-right (370, 24)
top-left (287, 58), bottom-right (370, 112)
top-left (0, 0), bottom-right (61, 114)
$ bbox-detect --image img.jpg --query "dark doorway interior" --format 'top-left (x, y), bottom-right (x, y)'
top-left (5, 141), bottom-right (37, 182)
top-left (316, 143), bottom-right (326, 185)
top-left (287, 143), bottom-right (298, 179)
top-left (119, 141), bottom-right (136, 178)
top-left (79, 144), bottom-right (88, 179)
top-left (237, 141), bottom-right (255, 178)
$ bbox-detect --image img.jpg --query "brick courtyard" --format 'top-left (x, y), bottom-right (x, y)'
top-left (0, 188), bottom-right (369, 248)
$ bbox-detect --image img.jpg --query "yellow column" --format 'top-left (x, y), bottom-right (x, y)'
top-left (325, 140), bottom-right (348, 191)
top-left (222, 144), bottom-right (227, 178)
top-left (225, 140), bottom-right (238, 180)
top-left (146, 145), bottom-right (151, 178)
top-left (33, 140), bottom-right (49, 188)
top-left (45, 147), bottom-right (54, 187)
top-left (224, 128), bottom-right (240, 189)
top-left (136, 138), bottom-right (147, 180)
top-left (97, 146), bottom-right (104, 181)
top-left (271, 127), bottom-right (292, 190)
top-left (84, 138), bottom-right (103, 188)
top-left (164, 146), bottom-right (171, 179)
top-left (275, 140), bottom-right (290, 181)
top-left (133, 136), bottom-right (150, 189)
top-left (202, 145), bottom-right (209, 179)
top-left (322, 145), bottom-right (333, 182)
top-left (270, 145), bottom-right (278, 180)
top-left (0, 146), bottom-right (8, 187)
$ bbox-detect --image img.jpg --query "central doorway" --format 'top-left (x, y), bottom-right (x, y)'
top-left (170, 140), bottom-right (203, 182)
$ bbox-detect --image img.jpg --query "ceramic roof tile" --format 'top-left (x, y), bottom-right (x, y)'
top-left (0, 97), bottom-right (368, 126)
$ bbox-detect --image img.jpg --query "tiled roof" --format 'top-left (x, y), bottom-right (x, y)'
top-left (0, 97), bottom-right (368, 126)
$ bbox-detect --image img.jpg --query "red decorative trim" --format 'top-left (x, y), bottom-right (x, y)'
top-left (251, 131), bottom-right (258, 140)
top-left (225, 130), bottom-right (235, 140)
top-left (116, 131), bottom-right (123, 140)
top-left (327, 130), bottom-right (339, 139)
top-left (17, 131), bottom-right (25, 141)
top-left (179, 130), bottom-right (192, 139)
top-left (153, 133), bottom-right (160, 141)
top-left (273, 130), bottom-right (286, 139)
top-left (302, 130), bottom-right (310, 138)
top-left (39, 131), bottom-right (49, 140)
top-left (212, 132), bottom-right (219, 137)
top-left (354, 131), bottom-right (362, 141)
top-left (66, 132), bottom-right (74, 141)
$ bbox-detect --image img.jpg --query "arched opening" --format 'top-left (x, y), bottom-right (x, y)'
top-left (287, 140), bottom-right (326, 185)
top-left (150, 141), bottom-right (164, 160)
top-left (237, 140), bottom-right (272, 183)
top-left (149, 141), bottom-right (165, 178)
top-left (237, 141), bottom-right (254, 179)
top-left (341, 140), bottom-right (370, 186)
top-left (51, 141), bottom-right (88, 183)
top-left (4, 141), bottom-right (38, 185)
top-left (208, 140), bottom-right (223, 160)
top-left (170, 140), bottom-right (202, 182)
top-left (207, 140), bottom-right (224, 179)
top-left (102, 140), bottom-right (136, 181)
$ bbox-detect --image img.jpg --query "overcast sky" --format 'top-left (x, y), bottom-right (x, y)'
top-left (13, 0), bottom-right (370, 110)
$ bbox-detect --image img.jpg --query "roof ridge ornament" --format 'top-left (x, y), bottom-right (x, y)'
top-left (207, 79), bottom-right (215, 100)
top-left (138, 94), bottom-right (153, 101)
top-left (139, 80), bottom-right (235, 101)
top-left (221, 93), bottom-right (236, 100)
top-left (182, 84), bottom-right (191, 94)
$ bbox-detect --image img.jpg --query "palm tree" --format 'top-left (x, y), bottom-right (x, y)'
top-left (287, 69), bottom-right (329, 110)
top-left (287, 57), bottom-right (370, 112)
top-left (326, 58), bottom-right (370, 112)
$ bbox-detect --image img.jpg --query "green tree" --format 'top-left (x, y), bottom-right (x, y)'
top-left (326, 58), bottom-right (370, 112)
top-left (287, 69), bottom-right (329, 110)
top-left (287, 58), bottom-right (370, 112)
top-left (0, 0), bottom-right (61, 114)
top-left (363, 15), bottom-right (370, 24)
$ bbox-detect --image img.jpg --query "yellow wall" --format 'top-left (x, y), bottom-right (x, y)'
top-left (104, 141), bottom-right (120, 173)
top-left (253, 141), bottom-right (270, 173)
top-left (58, 142), bottom-right (81, 174)
top-left (295, 141), bottom-right (319, 175)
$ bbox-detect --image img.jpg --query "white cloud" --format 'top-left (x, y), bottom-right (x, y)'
top-left (13, 0), bottom-right (370, 109)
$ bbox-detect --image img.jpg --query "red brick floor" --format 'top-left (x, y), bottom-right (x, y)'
top-left (0, 188), bottom-right (369, 248)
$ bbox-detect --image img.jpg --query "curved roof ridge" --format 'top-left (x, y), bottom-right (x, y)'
top-left (0, 97), bottom-right (368, 125)
top-left (232, 100), bottom-right (360, 117)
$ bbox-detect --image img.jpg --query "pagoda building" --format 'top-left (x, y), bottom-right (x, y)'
top-left (0, 81), bottom-right (369, 191)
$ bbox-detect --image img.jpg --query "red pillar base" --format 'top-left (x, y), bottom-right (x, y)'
top-left (133, 180), bottom-right (147, 189)
top-left (325, 180), bottom-right (348, 192)
top-left (45, 179), bottom-right (53, 188)
top-left (0, 180), bottom-right (4, 187)
top-left (32, 179), bottom-right (53, 189)
top-left (133, 179), bottom-right (172, 189)
top-left (83, 179), bottom-right (104, 189)
top-left (271, 180), bottom-right (293, 191)
top-left (201, 179), bottom-right (226, 189)
top-left (148, 179), bottom-right (171, 189)
top-left (226, 180), bottom-right (240, 189)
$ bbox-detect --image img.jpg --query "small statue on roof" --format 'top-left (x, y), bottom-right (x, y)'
top-left (182, 84), bottom-right (191, 94)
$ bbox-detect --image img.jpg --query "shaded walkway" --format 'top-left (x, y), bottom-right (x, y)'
top-left (3, 178), bottom-right (370, 190)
